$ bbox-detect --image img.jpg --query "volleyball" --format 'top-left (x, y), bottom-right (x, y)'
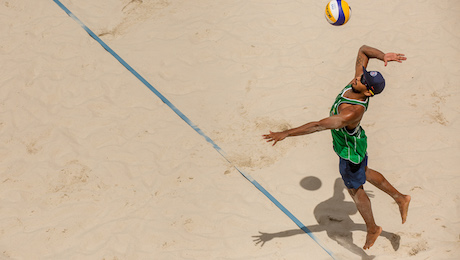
top-left (325, 0), bottom-right (352, 26)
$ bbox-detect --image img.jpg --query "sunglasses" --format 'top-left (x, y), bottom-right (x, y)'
top-left (360, 75), bottom-right (374, 96)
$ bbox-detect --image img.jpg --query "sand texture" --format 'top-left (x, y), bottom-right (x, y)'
top-left (1, 0), bottom-right (459, 259)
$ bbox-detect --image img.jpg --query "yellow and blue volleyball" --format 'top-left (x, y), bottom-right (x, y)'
top-left (325, 0), bottom-right (352, 26)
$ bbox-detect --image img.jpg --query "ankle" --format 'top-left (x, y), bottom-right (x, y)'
top-left (367, 225), bottom-right (380, 233)
top-left (393, 194), bottom-right (406, 203)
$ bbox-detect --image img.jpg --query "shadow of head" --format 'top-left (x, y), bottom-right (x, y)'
top-left (299, 176), bottom-right (322, 191)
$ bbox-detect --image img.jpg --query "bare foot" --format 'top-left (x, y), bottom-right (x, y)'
top-left (363, 226), bottom-right (382, 250)
top-left (399, 195), bottom-right (411, 224)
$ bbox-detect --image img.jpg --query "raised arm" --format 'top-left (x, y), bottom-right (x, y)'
top-left (354, 45), bottom-right (407, 77)
top-left (263, 105), bottom-right (364, 146)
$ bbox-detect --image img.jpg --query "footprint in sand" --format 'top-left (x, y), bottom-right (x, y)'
top-left (216, 114), bottom-right (295, 170)
top-left (425, 91), bottom-right (450, 126)
top-left (50, 160), bottom-right (91, 192)
top-left (97, 0), bottom-right (173, 39)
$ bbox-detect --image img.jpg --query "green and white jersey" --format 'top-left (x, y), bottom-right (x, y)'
top-left (329, 85), bottom-right (369, 164)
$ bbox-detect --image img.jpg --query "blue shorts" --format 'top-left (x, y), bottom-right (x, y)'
top-left (339, 155), bottom-right (368, 189)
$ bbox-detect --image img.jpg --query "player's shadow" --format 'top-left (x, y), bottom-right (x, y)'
top-left (252, 178), bottom-right (400, 260)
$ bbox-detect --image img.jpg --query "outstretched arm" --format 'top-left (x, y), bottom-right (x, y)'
top-left (263, 105), bottom-right (363, 146)
top-left (355, 45), bottom-right (407, 77)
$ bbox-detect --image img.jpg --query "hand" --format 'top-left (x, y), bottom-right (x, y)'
top-left (252, 231), bottom-right (274, 247)
top-left (262, 131), bottom-right (288, 146)
top-left (383, 52), bottom-right (407, 66)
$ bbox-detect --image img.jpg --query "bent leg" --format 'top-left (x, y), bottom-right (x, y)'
top-left (365, 167), bottom-right (411, 224)
top-left (348, 187), bottom-right (382, 249)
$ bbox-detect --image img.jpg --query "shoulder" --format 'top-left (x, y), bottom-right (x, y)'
top-left (338, 103), bottom-right (365, 122)
top-left (338, 102), bottom-right (365, 113)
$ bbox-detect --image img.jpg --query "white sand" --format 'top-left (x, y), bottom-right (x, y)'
top-left (1, 0), bottom-right (459, 259)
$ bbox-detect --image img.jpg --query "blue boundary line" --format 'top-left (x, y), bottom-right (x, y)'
top-left (51, 1), bottom-right (336, 258)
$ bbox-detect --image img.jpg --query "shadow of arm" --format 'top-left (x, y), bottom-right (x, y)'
top-left (252, 225), bottom-right (326, 247)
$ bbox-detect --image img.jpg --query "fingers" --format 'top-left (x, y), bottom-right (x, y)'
top-left (262, 132), bottom-right (277, 145)
top-left (264, 137), bottom-right (278, 146)
top-left (384, 52), bottom-right (406, 66)
top-left (396, 53), bottom-right (406, 63)
top-left (262, 135), bottom-right (273, 141)
top-left (262, 131), bottom-right (273, 139)
top-left (263, 131), bottom-right (284, 146)
top-left (263, 137), bottom-right (277, 146)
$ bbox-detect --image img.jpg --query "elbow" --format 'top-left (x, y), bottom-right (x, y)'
top-left (360, 45), bottom-right (370, 51)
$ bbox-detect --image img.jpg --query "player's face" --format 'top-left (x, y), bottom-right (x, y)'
top-left (351, 75), bottom-right (366, 93)
top-left (360, 74), bottom-right (374, 96)
top-left (352, 75), bottom-right (373, 96)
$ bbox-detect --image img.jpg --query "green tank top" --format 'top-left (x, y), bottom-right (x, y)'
top-left (329, 85), bottom-right (369, 164)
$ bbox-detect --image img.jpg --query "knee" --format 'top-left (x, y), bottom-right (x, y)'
top-left (348, 188), bottom-right (357, 196)
top-left (365, 168), bottom-right (383, 183)
top-left (347, 187), bottom-right (362, 197)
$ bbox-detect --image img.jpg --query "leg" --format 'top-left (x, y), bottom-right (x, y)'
top-left (348, 187), bottom-right (382, 250)
top-left (365, 167), bottom-right (411, 224)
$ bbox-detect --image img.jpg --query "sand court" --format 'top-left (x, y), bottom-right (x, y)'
top-left (1, 0), bottom-right (459, 259)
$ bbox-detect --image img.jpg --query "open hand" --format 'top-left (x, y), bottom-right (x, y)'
top-left (262, 131), bottom-right (288, 146)
top-left (252, 232), bottom-right (273, 247)
top-left (383, 52), bottom-right (407, 66)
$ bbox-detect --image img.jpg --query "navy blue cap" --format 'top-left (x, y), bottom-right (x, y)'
top-left (362, 66), bottom-right (385, 95)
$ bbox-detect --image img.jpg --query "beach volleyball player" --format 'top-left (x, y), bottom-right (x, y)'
top-left (263, 45), bottom-right (410, 250)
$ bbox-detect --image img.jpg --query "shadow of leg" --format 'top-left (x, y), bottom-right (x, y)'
top-left (383, 230), bottom-right (400, 251)
top-left (353, 223), bottom-right (401, 251)
top-left (328, 230), bottom-right (375, 260)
